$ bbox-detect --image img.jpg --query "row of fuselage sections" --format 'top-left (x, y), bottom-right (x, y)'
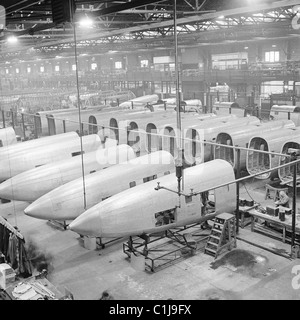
top-left (0, 104), bottom-right (298, 238)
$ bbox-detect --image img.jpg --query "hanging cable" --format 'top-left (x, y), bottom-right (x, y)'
top-left (174, 0), bottom-right (184, 200)
top-left (72, 7), bottom-right (87, 211)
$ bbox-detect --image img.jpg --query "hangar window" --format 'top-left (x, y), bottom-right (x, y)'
top-left (91, 63), bottom-right (97, 70)
top-left (211, 52), bottom-right (248, 70)
top-left (129, 181), bottom-right (136, 188)
top-left (140, 59), bottom-right (149, 68)
top-left (265, 51), bottom-right (279, 63)
top-left (115, 61), bottom-right (122, 69)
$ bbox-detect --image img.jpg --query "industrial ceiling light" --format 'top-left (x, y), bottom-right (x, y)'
top-left (79, 17), bottom-right (93, 28)
top-left (7, 35), bottom-right (18, 44)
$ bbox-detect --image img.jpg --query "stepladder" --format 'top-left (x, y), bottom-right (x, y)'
top-left (204, 212), bottom-right (237, 259)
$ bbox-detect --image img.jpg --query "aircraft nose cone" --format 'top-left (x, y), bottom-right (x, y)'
top-left (69, 209), bottom-right (100, 237)
top-left (0, 180), bottom-right (14, 200)
top-left (24, 195), bottom-right (54, 220)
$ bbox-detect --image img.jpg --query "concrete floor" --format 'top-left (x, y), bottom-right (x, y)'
top-left (1, 176), bottom-right (300, 300)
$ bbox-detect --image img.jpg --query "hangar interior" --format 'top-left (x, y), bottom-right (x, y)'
top-left (1, 0), bottom-right (300, 301)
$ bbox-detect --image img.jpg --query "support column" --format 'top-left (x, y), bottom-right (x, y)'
top-left (34, 115), bottom-right (39, 139)
top-left (21, 113), bottom-right (26, 140)
top-left (2, 111), bottom-right (5, 128)
top-left (292, 81), bottom-right (296, 106)
top-left (236, 148), bottom-right (241, 234)
top-left (292, 156), bottom-right (297, 249)
top-left (10, 110), bottom-right (15, 129)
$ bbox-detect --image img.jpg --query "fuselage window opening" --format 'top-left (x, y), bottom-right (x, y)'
top-left (200, 191), bottom-right (209, 216)
top-left (164, 171), bottom-right (170, 175)
top-left (72, 151), bottom-right (85, 157)
top-left (102, 196), bottom-right (111, 201)
top-left (143, 175), bottom-right (158, 183)
top-left (129, 181), bottom-right (136, 188)
top-left (155, 209), bottom-right (175, 227)
top-left (90, 170), bottom-right (96, 174)
top-left (207, 190), bottom-right (215, 212)
top-left (0, 140), bottom-right (2, 147)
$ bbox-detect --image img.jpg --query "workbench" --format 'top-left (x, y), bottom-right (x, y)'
top-left (238, 203), bottom-right (259, 228)
top-left (248, 209), bottom-right (300, 244)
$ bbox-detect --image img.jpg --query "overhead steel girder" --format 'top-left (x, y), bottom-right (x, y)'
top-left (88, 0), bottom-right (167, 16)
top-left (1, 0), bottom-right (300, 58)
top-left (0, 19), bottom-right (296, 59)
top-left (4, 7), bottom-right (294, 36)
top-left (2, 0), bottom-right (167, 35)
top-left (6, 0), bottom-right (300, 50)
top-left (2, 0), bottom-right (44, 14)
top-left (30, 24), bottom-right (295, 56)
top-left (17, 16), bottom-right (295, 49)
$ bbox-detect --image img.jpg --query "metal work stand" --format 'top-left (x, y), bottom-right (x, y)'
top-left (123, 222), bottom-right (211, 272)
top-left (96, 237), bottom-right (123, 249)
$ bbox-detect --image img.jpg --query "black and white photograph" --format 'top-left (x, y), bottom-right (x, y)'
top-left (0, 0), bottom-right (300, 307)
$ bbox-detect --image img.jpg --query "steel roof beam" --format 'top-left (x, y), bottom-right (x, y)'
top-left (90, 0), bottom-right (167, 16)
top-left (1, 0), bottom-right (300, 56)
top-left (31, 0), bottom-right (300, 47)
top-left (4, 0), bottom-right (45, 15)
